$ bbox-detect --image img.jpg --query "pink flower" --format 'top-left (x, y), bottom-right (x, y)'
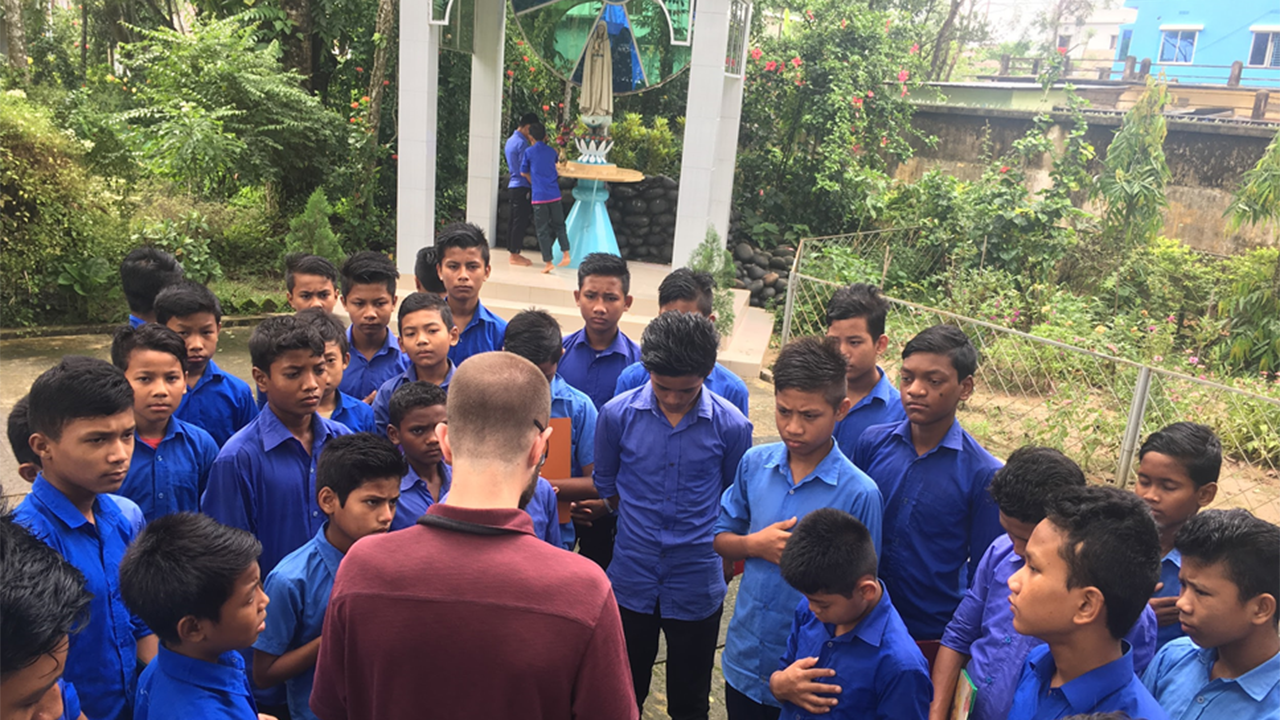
top-left (765, 60), bottom-right (777, 72)
top-left (1057, 46), bottom-right (1067, 55)
top-left (910, 43), bottom-right (919, 54)
top-left (791, 56), bottom-right (803, 68)
top-left (901, 86), bottom-right (908, 96)
top-left (880, 136), bottom-right (889, 146)
top-left (1154, 355), bottom-right (1163, 363)
top-left (1167, 315), bottom-right (1176, 322)
top-left (841, 19), bottom-right (847, 28)
top-left (751, 47), bottom-right (763, 60)
top-left (852, 144), bottom-right (862, 153)
top-left (1147, 325), bottom-right (1156, 332)
top-left (898, 69), bottom-right (910, 82)
top-left (1189, 356), bottom-right (1199, 365)
top-left (867, 90), bottom-right (874, 97)
top-left (507, 69), bottom-right (514, 77)
top-left (851, 96), bottom-right (863, 105)
top-left (885, 18), bottom-right (892, 31)
top-left (999, 165), bottom-right (1010, 173)
top-left (542, 104), bottom-right (550, 111)
top-left (356, 66), bottom-right (364, 72)
top-left (805, 9), bottom-right (814, 20)
top-left (759, 189), bottom-right (765, 196)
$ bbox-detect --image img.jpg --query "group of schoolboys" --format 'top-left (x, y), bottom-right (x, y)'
top-left (2, 228), bottom-right (1276, 720)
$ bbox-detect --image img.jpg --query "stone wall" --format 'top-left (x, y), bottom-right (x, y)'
top-left (732, 242), bottom-right (794, 308)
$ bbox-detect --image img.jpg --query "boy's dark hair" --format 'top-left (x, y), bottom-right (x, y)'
top-left (317, 433), bottom-right (407, 505)
top-left (529, 122), bottom-right (547, 141)
top-left (902, 324), bottom-right (978, 380)
top-left (154, 280), bottom-right (223, 325)
top-left (658, 268), bottom-right (715, 316)
top-left (111, 323), bottom-right (189, 374)
top-left (1176, 509), bottom-right (1280, 626)
top-left (988, 446), bottom-right (1087, 524)
top-left (435, 221), bottom-right (491, 267)
top-left (1, 513), bottom-right (91, 676)
top-left (517, 112), bottom-right (539, 128)
top-left (249, 315), bottom-right (325, 373)
top-left (284, 253), bottom-right (339, 292)
top-left (388, 381), bottom-right (448, 428)
top-left (577, 252), bottom-right (631, 295)
top-left (772, 337), bottom-right (848, 408)
top-left (641, 311), bottom-right (718, 379)
top-left (414, 246), bottom-right (447, 294)
top-left (825, 283), bottom-right (889, 339)
top-left (398, 292), bottom-right (455, 334)
top-left (118, 513), bottom-right (262, 646)
top-left (7, 396), bottom-right (39, 467)
top-left (1138, 422), bottom-right (1222, 488)
top-left (120, 247), bottom-right (183, 316)
top-left (340, 250), bottom-right (399, 297)
top-left (780, 508), bottom-right (878, 597)
top-left (28, 357), bottom-right (134, 440)
top-left (1043, 485), bottom-right (1161, 640)
top-left (295, 307), bottom-right (349, 357)
top-left (504, 309), bottom-right (564, 367)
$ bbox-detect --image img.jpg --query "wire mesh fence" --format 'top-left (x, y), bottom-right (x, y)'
top-left (781, 234), bottom-right (1280, 524)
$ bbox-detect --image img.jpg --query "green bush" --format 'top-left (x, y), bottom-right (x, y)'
top-left (608, 113), bottom-right (683, 179)
top-left (285, 188), bottom-right (345, 267)
top-left (130, 213), bottom-right (225, 284)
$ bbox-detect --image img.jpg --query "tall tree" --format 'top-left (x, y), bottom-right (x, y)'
top-left (3, 0), bottom-right (27, 80)
top-left (280, 0), bottom-right (313, 86)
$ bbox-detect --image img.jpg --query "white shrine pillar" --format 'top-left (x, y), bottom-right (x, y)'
top-left (395, 3), bottom-right (439, 277)
top-left (464, 0), bottom-right (507, 244)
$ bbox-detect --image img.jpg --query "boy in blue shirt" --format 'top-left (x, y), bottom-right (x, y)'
top-left (824, 283), bottom-right (906, 458)
top-left (772, 508), bottom-right (929, 719)
top-left (1006, 486), bottom-right (1168, 720)
top-left (932, 447), bottom-right (1159, 720)
top-left (595, 311), bottom-right (753, 719)
top-left (339, 251), bottom-right (408, 402)
top-left (111, 324), bottom-right (219, 521)
top-left (120, 513), bottom-right (270, 720)
top-left (385, 382), bottom-right (451, 530)
top-left (14, 357), bottom-right (159, 720)
top-left (254, 433), bottom-right (404, 720)
top-left (285, 252), bottom-right (340, 314)
top-left (504, 111), bottom-right (539, 267)
top-left (296, 308), bottom-right (376, 433)
top-left (716, 337), bottom-right (883, 720)
top-left (1143, 509), bottom-right (1279, 720)
top-left (614, 268), bottom-right (751, 416)
top-left (157, 280), bottom-right (259, 447)
top-left (520, 122), bottom-right (570, 273)
top-left (1133, 423), bottom-right (1221, 649)
top-left (372, 292), bottom-right (459, 435)
top-left (853, 324), bottom-right (1004, 641)
top-left (120, 246), bottom-right (183, 328)
top-left (435, 222), bottom-right (508, 367)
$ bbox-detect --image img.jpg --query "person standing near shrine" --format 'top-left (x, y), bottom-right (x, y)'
top-left (504, 112), bottom-right (539, 267)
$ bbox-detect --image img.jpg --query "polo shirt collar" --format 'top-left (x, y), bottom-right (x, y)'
top-left (1030, 641), bottom-right (1137, 711)
top-left (31, 475), bottom-right (121, 531)
top-left (853, 366), bottom-right (895, 410)
top-left (424, 501), bottom-right (534, 536)
top-left (258, 406), bottom-right (335, 453)
top-left (630, 382), bottom-right (714, 423)
top-left (153, 646), bottom-right (252, 697)
top-left (192, 358), bottom-right (229, 394)
top-left (400, 462), bottom-right (452, 495)
top-left (890, 417), bottom-right (964, 454)
top-left (1200, 645), bottom-right (1280, 701)
top-left (761, 441), bottom-right (845, 487)
top-left (138, 417), bottom-right (183, 445)
top-left (550, 374), bottom-right (576, 401)
top-left (347, 325), bottom-right (400, 359)
top-left (509, 129), bottom-right (528, 145)
top-left (825, 582), bottom-right (893, 648)
top-left (463, 302), bottom-right (500, 335)
top-left (397, 359), bottom-right (456, 389)
top-left (1163, 547), bottom-right (1182, 568)
top-left (569, 328), bottom-right (632, 358)
top-left (311, 524), bottom-right (345, 577)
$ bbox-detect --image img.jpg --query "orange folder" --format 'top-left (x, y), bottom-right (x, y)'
top-left (543, 417), bottom-right (573, 524)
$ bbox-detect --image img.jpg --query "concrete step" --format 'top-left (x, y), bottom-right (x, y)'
top-left (719, 306), bottom-right (774, 379)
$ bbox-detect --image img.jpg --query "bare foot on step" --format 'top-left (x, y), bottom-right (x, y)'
top-left (558, 252), bottom-right (571, 267)
top-left (541, 262), bottom-right (555, 274)
top-left (509, 253), bottom-right (532, 266)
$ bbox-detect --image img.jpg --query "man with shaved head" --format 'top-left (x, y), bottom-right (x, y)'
top-left (310, 352), bottom-right (637, 720)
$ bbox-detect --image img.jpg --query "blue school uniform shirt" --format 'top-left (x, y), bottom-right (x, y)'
top-left (1142, 637), bottom-right (1280, 720)
top-left (58, 680), bottom-right (81, 720)
top-left (391, 462), bottom-right (452, 531)
top-left (339, 327), bottom-right (409, 401)
top-left (941, 534), bottom-right (1160, 720)
top-left (107, 493), bottom-right (146, 536)
top-left (614, 360), bottom-right (751, 417)
top-left (135, 646), bottom-right (258, 720)
top-left (716, 441), bottom-right (884, 707)
top-left (505, 130), bottom-right (531, 188)
top-left (526, 477), bottom-right (563, 547)
top-left (778, 586), bottom-right (931, 720)
top-left (853, 418), bottom-right (1004, 640)
top-left (1154, 548), bottom-right (1186, 648)
top-left (329, 390), bottom-right (375, 434)
top-left (833, 368), bottom-right (906, 460)
top-left (594, 385), bottom-right (753, 620)
top-left (560, 328), bottom-right (642, 410)
top-left (129, 313), bottom-right (146, 328)
top-left (253, 525), bottom-right (344, 720)
top-left (371, 361), bottom-right (455, 436)
top-left (120, 417), bottom-right (218, 522)
top-left (201, 407), bottom-right (352, 576)
top-left (1010, 643), bottom-right (1169, 720)
top-left (520, 141), bottom-right (562, 204)
top-left (175, 358), bottom-right (259, 447)
top-left (15, 478), bottom-right (153, 720)
top-left (450, 301), bottom-right (507, 368)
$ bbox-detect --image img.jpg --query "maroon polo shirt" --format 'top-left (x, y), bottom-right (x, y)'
top-left (310, 503), bottom-right (637, 720)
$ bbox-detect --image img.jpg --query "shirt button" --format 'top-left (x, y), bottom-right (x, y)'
top-left (788, 489), bottom-right (794, 495)
top-left (158, 493), bottom-right (165, 499)
top-left (1197, 697), bottom-right (1206, 704)
top-left (1003, 636), bottom-right (1012, 644)
top-left (827, 642), bottom-right (833, 647)
top-left (312, 510), bottom-right (319, 517)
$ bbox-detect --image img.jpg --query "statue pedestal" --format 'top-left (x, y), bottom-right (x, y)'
top-left (556, 161), bottom-right (644, 269)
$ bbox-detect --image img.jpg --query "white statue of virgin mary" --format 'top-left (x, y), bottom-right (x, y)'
top-left (580, 21), bottom-right (613, 128)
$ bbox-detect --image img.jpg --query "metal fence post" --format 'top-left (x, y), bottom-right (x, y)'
top-left (780, 240), bottom-right (803, 347)
top-left (1115, 366), bottom-right (1153, 488)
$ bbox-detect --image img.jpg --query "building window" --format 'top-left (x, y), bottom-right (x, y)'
top-left (1250, 32), bottom-right (1280, 68)
top-left (1109, 34), bottom-right (1118, 50)
top-left (1117, 29), bottom-right (1133, 59)
top-left (1159, 29), bottom-right (1197, 63)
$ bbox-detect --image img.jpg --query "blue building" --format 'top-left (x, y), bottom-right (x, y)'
top-left (1113, 1), bottom-right (1280, 86)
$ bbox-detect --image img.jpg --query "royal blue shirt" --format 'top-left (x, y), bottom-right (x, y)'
top-left (201, 407), bottom-right (352, 576)
top-left (15, 478), bottom-right (153, 720)
top-left (853, 418), bottom-right (1004, 640)
top-left (1010, 643), bottom-right (1169, 720)
top-left (941, 534), bottom-right (1160, 720)
top-left (520, 141), bottom-right (562, 204)
top-left (560, 328), bottom-right (642, 410)
top-left (58, 680), bottom-right (81, 720)
top-left (777, 586), bottom-right (931, 720)
top-left (371, 361), bottom-right (455, 437)
top-left (175, 359), bottom-right (259, 447)
top-left (135, 647), bottom-right (258, 720)
top-left (526, 477), bottom-right (563, 548)
top-left (614, 360), bottom-right (751, 418)
top-left (253, 525), bottom-right (344, 720)
top-left (833, 368), bottom-right (906, 461)
top-left (595, 385), bottom-right (753, 620)
top-left (1143, 637), bottom-right (1280, 720)
top-left (505, 130), bottom-right (531, 189)
top-left (717, 441), bottom-right (884, 706)
top-left (450, 302), bottom-right (507, 368)
top-left (339, 327), bottom-right (409, 401)
top-left (551, 374), bottom-right (597, 478)
top-left (129, 313), bottom-right (146, 328)
top-left (1154, 548), bottom-right (1186, 648)
top-left (327, 391), bottom-right (375, 434)
top-left (120, 417), bottom-right (218, 522)
top-left (391, 463), bottom-right (452, 531)
top-left (107, 492), bottom-right (147, 536)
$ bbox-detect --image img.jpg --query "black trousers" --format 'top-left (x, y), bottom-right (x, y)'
top-left (620, 603), bottom-right (724, 720)
top-left (725, 683), bottom-right (781, 720)
top-left (575, 513), bottom-right (617, 570)
top-left (507, 186), bottom-right (533, 254)
top-left (533, 200), bottom-right (570, 262)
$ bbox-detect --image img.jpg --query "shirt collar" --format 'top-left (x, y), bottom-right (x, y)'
top-left (509, 129), bottom-right (528, 145)
top-left (258, 406), bottom-right (336, 452)
top-left (890, 416), bottom-right (965, 454)
top-left (192, 358), bottom-right (228, 392)
top-left (311, 524), bottom-right (345, 577)
top-left (346, 326), bottom-right (400, 358)
top-left (853, 367), bottom-right (896, 410)
top-left (462, 302), bottom-right (499, 335)
top-left (31, 475), bottom-right (121, 531)
top-left (629, 382), bottom-right (715, 423)
top-left (423, 502), bottom-right (534, 536)
top-left (398, 360), bottom-right (455, 389)
top-left (1163, 547), bottom-right (1182, 568)
top-left (1030, 641), bottom-right (1137, 711)
top-left (550, 374), bottom-right (576, 401)
top-left (568, 328), bottom-right (634, 358)
top-left (400, 463), bottom-right (452, 494)
top-left (153, 646), bottom-right (252, 697)
top-left (761, 442), bottom-right (845, 488)
top-left (1198, 645), bottom-right (1280, 701)
top-left (822, 582), bottom-right (893, 648)
top-left (137, 417), bottom-right (184, 445)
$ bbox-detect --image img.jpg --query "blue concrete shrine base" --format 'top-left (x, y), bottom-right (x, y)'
top-left (566, 178), bottom-right (620, 269)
